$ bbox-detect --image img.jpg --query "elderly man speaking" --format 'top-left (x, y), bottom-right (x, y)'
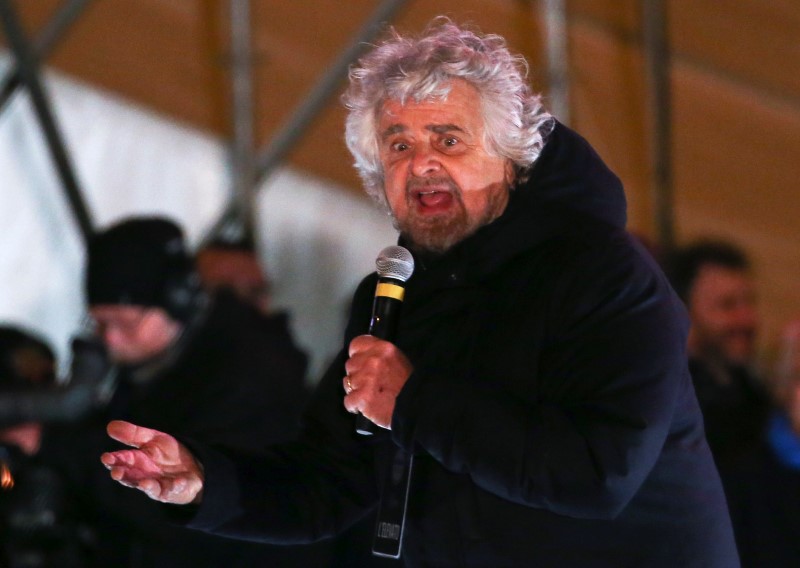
top-left (100, 18), bottom-right (738, 567)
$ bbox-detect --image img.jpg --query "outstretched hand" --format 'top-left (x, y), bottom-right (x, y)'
top-left (100, 420), bottom-right (204, 505)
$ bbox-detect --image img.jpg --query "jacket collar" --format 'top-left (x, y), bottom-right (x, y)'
top-left (401, 121), bottom-right (628, 288)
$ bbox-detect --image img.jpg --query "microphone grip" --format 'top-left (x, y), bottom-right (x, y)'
top-left (355, 284), bottom-right (404, 436)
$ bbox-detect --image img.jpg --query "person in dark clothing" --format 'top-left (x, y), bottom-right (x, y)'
top-left (0, 326), bottom-right (99, 568)
top-left (723, 320), bottom-right (800, 567)
top-left (71, 217), bottom-right (332, 566)
top-left (100, 19), bottom-right (739, 567)
top-left (666, 240), bottom-right (771, 469)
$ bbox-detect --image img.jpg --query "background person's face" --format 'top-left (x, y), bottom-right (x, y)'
top-left (196, 248), bottom-right (271, 314)
top-left (377, 79), bottom-right (513, 254)
top-left (687, 264), bottom-right (758, 365)
top-left (90, 305), bottom-right (180, 364)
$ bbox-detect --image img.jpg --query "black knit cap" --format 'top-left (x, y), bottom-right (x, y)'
top-left (85, 217), bottom-right (195, 317)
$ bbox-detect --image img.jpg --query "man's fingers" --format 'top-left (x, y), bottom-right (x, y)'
top-left (107, 466), bottom-right (148, 492)
top-left (343, 390), bottom-right (360, 414)
top-left (106, 464), bottom-right (178, 500)
top-left (107, 420), bottom-right (160, 448)
top-left (101, 449), bottom-right (137, 468)
top-left (343, 388), bottom-right (369, 415)
top-left (139, 478), bottom-right (163, 500)
top-left (108, 466), bottom-right (126, 482)
top-left (100, 451), bottom-right (116, 468)
top-left (348, 334), bottom-right (382, 357)
top-left (140, 476), bottom-right (196, 504)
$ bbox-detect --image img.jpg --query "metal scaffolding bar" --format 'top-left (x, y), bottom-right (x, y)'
top-left (0, 0), bottom-right (93, 114)
top-left (541, 0), bottom-right (570, 124)
top-left (203, 0), bottom-right (409, 243)
top-left (223, 0), bottom-right (256, 244)
top-left (642, 0), bottom-right (675, 253)
top-left (254, 0), bottom-right (407, 184)
top-left (0, 0), bottom-right (93, 241)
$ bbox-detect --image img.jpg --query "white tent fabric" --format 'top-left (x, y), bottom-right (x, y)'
top-left (0, 56), bottom-right (397, 381)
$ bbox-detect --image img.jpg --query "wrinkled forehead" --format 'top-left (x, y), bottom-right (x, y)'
top-left (377, 79), bottom-right (484, 132)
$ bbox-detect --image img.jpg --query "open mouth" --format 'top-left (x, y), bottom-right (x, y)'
top-left (412, 188), bottom-right (454, 211)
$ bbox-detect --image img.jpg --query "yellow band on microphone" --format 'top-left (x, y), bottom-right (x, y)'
top-left (375, 282), bottom-right (405, 301)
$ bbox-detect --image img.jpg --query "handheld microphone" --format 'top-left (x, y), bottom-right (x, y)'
top-left (355, 245), bottom-right (414, 436)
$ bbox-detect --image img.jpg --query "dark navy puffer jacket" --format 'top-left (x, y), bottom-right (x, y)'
top-left (188, 122), bottom-right (740, 567)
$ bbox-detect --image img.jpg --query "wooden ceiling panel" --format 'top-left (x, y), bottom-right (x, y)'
top-left (12, 0), bottom-right (230, 132)
top-left (672, 60), bottom-right (800, 238)
top-left (567, 0), bottom-right (800, 105)
top-left (568, 19), bottom-right (651, 232)
top-left (670, 0), bottom-right (800, 101)
top-left (568, 0), bottom-right (642, 36)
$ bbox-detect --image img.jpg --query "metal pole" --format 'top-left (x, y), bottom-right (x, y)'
top-left (224, 0), bottom-right (256, 243)
top-left (203, 0), bottom-right (408, 244)
top-left (0, 0), bottom-right (93, 114)
top-left (254, 0), bottom-right (408, 184)
top-left (540, 0), bottom-right (570, 124)
top-left (642, 0), bottom-right (675, 253)
top-left (0, 0), bottom-right (93, 241)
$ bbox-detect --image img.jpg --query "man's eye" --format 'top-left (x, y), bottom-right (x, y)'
top-left (443, 137), bottom-right (459, 147)
top-left (391, 142), bottom-right (410, 152)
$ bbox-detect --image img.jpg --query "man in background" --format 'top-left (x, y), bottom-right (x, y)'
top-left (667, 239), bottom-right (771, 468)
top-left (81, 216), bottom-right (331, 566)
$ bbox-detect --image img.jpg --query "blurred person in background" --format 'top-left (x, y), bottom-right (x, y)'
top-left (195, 235), bottom-right (272, 316)
top-left (86, 217), bottom-right (311, 453)
top-left (0, 326), bottom-right (98, 568)
top-left (723, 319), bottom-right (800, 567)
top-left (76, 216), bottom-right (331, 566)
top-left (667, 239), bottom-right (771, 468)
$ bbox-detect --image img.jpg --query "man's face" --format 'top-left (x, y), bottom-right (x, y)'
top-left (687, 265), bottom-right (758, 365)
top-left (377, 79), bottom-right (513, 254)
top-left (90, 305), bottom-right (180, 365)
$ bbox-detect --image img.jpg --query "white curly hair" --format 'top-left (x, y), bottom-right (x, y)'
top-left (342, 17), bottom-right (554, 209)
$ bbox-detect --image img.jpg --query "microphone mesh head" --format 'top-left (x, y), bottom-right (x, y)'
top-left (375, 246), bottom-right (414, 282)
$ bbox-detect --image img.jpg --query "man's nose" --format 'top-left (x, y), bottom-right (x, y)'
top-left (410, 144), bottom-right (441, 177)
